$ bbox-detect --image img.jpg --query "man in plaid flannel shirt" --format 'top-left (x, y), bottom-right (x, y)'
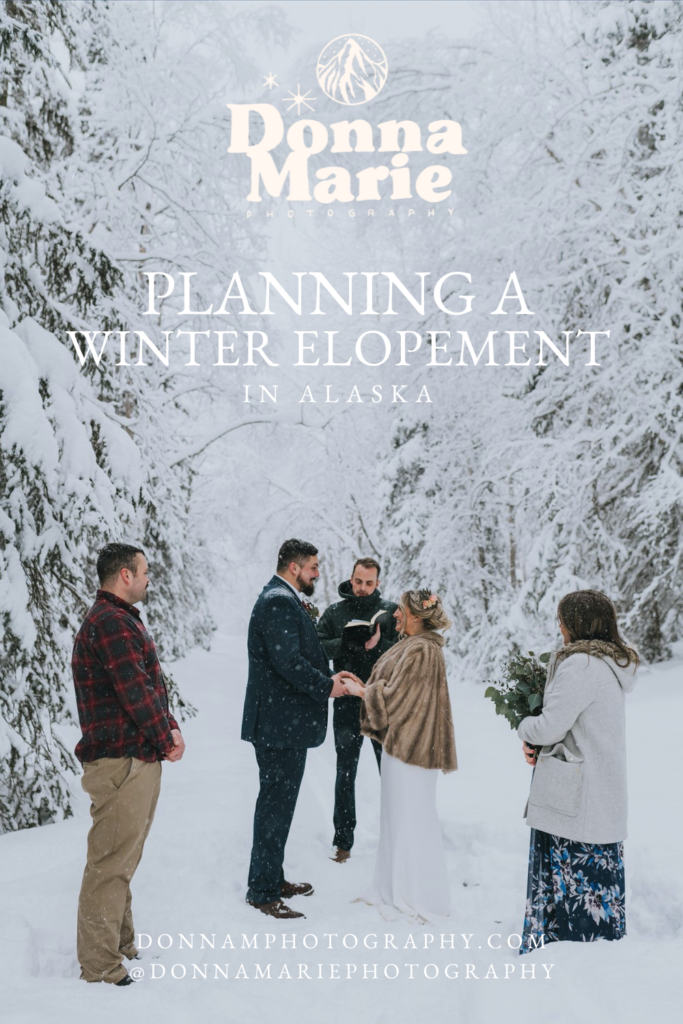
top-left (72, 542), bottom-right (185, 986)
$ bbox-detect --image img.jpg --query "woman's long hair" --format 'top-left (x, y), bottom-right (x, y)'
top-left (557, 590), bottom-right (639, 667)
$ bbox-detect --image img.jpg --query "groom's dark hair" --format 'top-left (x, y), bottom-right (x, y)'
top-left (277, 538), bottom-right (318, 572)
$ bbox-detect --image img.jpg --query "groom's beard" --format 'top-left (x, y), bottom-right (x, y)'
top-left (299, 578), bottom-right (317, 598)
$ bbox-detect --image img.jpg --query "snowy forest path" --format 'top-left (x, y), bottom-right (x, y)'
top-left (0, 632), bottom-right (681, 1023)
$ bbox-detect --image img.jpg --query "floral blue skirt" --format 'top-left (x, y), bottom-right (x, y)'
top-left (520, 828), bottom-right (626, 954)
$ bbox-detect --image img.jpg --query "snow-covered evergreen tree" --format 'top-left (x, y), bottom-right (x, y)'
top-left (511, 0), bottom-right (683, 659)
top-left (0, 0), bottom-right (133, 829)
top-left (0, 0), bottom-right (282, 829)
top-left (373, 0), bottom-right (683, 670)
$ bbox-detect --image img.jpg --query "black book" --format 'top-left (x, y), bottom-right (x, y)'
top-left (340, 609), bottom-right (387, 647)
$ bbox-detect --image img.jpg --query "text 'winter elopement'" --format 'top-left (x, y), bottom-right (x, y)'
top-left (67, 270), bottom-right (612, 391)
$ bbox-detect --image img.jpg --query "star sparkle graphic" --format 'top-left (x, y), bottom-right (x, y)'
top-left (282, 85), bottom-right (316, 114)
top-left (263, 71), bottom-right (278, 90)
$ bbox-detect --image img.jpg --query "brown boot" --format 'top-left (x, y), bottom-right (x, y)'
top-left (330, 847), bottom-right (351, 864)
top-left (280, 880), bottom-right (314, 898)
top-left (247, 899), bottom-right (305, 920)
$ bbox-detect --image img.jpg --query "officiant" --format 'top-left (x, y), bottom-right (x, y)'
top-left (317, 558), bottom-right (398, 862)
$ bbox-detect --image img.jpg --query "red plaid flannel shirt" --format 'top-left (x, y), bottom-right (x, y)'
top-left (72, 590), bottom-right (179, 763)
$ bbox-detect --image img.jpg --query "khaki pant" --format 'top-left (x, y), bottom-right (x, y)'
top-left (77, 756), bottom-right (161, 983)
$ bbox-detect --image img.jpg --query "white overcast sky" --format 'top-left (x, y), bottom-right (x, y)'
top-left (224, 0), bottom-right (488, 63)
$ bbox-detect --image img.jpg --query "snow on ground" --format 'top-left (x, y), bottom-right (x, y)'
top-left (1, 631), bottom-right (681, 1023)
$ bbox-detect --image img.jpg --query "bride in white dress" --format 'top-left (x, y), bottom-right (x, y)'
top-left (345, 590), bottom-right (457, 923)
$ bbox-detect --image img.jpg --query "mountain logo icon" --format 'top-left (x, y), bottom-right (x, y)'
top-left (316, 35), bottom-right (388, 106)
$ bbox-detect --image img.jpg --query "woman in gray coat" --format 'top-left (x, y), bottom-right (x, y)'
top-left (517, 590), bottom-right (638, 953)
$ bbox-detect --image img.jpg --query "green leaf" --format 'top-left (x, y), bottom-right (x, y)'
top-left (484, 647), bottom-right (548, 732)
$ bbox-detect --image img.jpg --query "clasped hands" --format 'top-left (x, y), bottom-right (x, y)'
top-left (330, 671), bottom-right (366, 699)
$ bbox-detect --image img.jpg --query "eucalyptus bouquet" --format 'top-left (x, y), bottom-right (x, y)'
top-left (484, 651), bottom-right (551, 731)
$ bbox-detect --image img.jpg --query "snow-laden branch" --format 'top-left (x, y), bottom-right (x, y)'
top-left (170, 418), bottom-right (275, 466)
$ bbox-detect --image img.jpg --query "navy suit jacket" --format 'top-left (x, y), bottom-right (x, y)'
top-left (241, 575), bottom-right (333, 748)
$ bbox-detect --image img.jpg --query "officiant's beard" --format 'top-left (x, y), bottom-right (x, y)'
top-left (300, 579), bottom-right (317, 598)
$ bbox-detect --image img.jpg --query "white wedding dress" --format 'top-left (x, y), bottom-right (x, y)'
top-left (365, 750), bottom-right (451, 923)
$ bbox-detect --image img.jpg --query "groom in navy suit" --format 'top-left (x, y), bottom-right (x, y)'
top-left (242, 539), bottom-right (357, 919)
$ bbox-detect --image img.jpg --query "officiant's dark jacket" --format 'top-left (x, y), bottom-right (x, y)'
top-left (241, 575), bottom-right (333, 748)
top-left (317, 580), bottom-right (399, 682)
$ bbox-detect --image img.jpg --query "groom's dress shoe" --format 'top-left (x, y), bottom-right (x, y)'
top-left (247, 898), bottom-right (305, 920)
top-left (280, 880), bottom-right (314, 898)
top-left (331, 847), bottom-right (351, 864)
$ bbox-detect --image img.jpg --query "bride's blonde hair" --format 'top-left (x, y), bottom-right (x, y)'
top-left (399, 589), bottom-right (452, 632)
